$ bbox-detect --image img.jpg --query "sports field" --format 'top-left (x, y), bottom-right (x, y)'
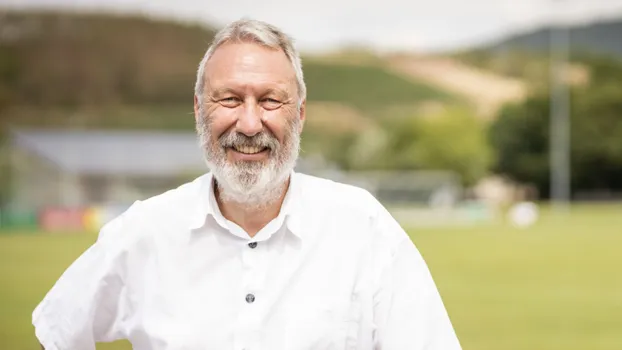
top-left (1, 204), bottom-right (620, 350)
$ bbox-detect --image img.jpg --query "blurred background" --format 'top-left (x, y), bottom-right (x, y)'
top-left (1, 0), bottom-right (621, 349)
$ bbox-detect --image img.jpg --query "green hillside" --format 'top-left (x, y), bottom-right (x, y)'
top-left (0, 10), bottom-right (452, 131)
top-left (304, 61), bottom-right (452, 110)
top-left (0, 11), bottom-right (216, 108)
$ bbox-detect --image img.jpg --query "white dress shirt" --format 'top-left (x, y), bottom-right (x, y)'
top-left (33, 171), bottom-right (461, 350)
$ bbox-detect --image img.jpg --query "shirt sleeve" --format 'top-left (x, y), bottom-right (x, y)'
top-left (372, 206), bottom-right (462, 350)
top-left (32, 209), bottom-right (133, 350)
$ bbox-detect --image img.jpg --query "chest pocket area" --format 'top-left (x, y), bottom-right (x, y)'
top-left (284, 293), bottom-right (362, 350)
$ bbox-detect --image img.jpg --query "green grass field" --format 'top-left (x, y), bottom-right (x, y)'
top-left (1, 204), bottom-right (620, 349)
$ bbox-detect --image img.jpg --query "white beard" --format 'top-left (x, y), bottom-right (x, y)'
top-left (206, 139), bottom-right (298, 210)
top-left (197, 111), bottom-right (300, 210)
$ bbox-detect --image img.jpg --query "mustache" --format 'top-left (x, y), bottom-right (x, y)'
top-left (219, 131), bottom-right (279, 150)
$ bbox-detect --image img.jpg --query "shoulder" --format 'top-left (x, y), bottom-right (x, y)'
top-left (296, 173), bottom-right (406, 240)
top-left (296, 173), bottom-right (412, 266)
top-left (126, 175), bottom-right (203, 221)
top-left (296, 172), bottom-right (383, 219)
top-left (97, 174), bottom-right (206, 247)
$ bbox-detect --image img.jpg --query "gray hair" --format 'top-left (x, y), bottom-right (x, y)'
top-left (194, 19), bottom-right (306, 107)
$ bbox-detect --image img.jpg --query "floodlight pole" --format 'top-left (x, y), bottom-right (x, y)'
top-left (549, 2), bottom-right (571, 214)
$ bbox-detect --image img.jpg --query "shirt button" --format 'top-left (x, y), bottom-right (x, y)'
top-left (245, 293), bottom-right (255, 303)
top-left (248, 242), bottom-right (257, 249)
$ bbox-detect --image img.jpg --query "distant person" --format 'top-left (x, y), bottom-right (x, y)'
top-left (33, 19), bottom-right (461, 350)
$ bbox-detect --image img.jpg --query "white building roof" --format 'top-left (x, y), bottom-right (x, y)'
top-left (11, 129), bottom-right (206, 176)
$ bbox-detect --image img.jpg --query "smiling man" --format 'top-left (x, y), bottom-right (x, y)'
top-left (33, 19), bottom-right (461, 350)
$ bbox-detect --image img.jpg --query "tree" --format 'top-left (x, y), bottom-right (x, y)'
top-left (351, 106), bottom-right (492, 186)
top-left (490, 74), bottom-right (622, 198)
top-left (408, 107), bottom-right (492, 185)
top-left (490, 96), bottom-right (551, 195)
top-left (571, 82), bottom-right (622, 193)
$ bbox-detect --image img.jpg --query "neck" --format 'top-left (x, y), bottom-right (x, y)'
top-left (215, 177), bottom-right (290, 237)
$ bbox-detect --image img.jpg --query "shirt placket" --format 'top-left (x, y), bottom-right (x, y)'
top-left (234, 239), bottom-right (267, 350)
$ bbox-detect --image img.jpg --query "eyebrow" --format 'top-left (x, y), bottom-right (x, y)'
top-left (261, 88), bottom-right (290, 99)
top-left (209, 87), bottom-right (238, 99)
top-left (209, 86), bottom-right (291, 100)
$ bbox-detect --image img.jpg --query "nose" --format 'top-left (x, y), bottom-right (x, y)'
top-left (236, 100), bottom-right (263, 137)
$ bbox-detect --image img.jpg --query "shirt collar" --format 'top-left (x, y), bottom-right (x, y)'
top-left (280, 170), bottom-right (304, 239)
top-left (188, 171), bottom-right (304, 239)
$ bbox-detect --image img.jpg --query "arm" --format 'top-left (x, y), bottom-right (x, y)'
top-left (372, 207), bottom-right (462, 350)
top-left (32, 214), bottom-right (131, 350)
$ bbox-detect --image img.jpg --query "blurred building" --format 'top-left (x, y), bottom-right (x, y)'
top-left (7, 129), bottom-right (207, 211)
top-left (5, 129), bottom-right (486, 230)
top-left (6, 129), bottom-right (333, 210)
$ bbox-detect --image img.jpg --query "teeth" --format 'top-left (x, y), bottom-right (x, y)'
top-left (234, 145), bottom-right (263, 154)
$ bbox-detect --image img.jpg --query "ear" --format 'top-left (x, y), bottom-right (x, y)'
top-left (298, 99), bottom-right (306, 132)
top-left (194, 95), bottom-right (200, 123)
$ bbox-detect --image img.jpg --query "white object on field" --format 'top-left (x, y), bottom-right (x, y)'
top-left (508, 201), bottom-right (539, 228)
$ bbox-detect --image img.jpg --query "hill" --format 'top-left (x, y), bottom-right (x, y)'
top-left (304, 60), bottom-right (453, 110)
top-left (0, 11), bottom-right (216, 108)
top-left (386, 55), bottom-right (526, 119)
top-left (479, 17), bottom-right (622, 59)
top-left (450, 17), bottom-right (622, 85)
top-left (0, 10), bottom-right (469, 183)
top-left (0, 10), bottom-right (453, 131)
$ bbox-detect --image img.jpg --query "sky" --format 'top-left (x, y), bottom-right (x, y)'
top-left (4, 0), bottom-right (622, 53)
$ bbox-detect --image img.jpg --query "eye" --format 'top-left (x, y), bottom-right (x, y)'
top-left (219, 97), bottom-right (241, 107)
top-left (261, 98), bottom-right (283, 110)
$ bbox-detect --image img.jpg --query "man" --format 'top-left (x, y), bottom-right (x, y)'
top-left (33, 19), bottom-right (461, 350)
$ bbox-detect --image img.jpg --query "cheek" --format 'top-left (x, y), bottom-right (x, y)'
top-left (263, 109), bottom-right (298, 142)
top-left (206, 107), bottom-right (237, 139)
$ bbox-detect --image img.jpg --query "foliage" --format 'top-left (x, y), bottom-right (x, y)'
top-left (407, 108), bottom-right (492, 185)
top-left (581, 54), bottom-right (622, 84)
top-left (300, 122), bottom-right (359, 170)
top-left (490, 96), bottom-right (551, 193)
top-left (0, 11), bottom-right (216, 107)
top-left (346, 106), bottom-right (492, 185)
top-left (0, 131), bottom-right (10, 209)
top-left (490, 64), bottom-right (622, 197)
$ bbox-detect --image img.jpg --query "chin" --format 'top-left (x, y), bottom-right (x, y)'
top-left (219, 177), bottom-right (284, 208)
top-left (213, 163), bottom-right (286, 205)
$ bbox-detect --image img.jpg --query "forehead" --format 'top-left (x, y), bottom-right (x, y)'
top-left (204, 42), bottom-right (296, 92)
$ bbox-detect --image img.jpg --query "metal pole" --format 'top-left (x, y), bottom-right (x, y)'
top-left (549, 14), bottom-right (571, 213)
